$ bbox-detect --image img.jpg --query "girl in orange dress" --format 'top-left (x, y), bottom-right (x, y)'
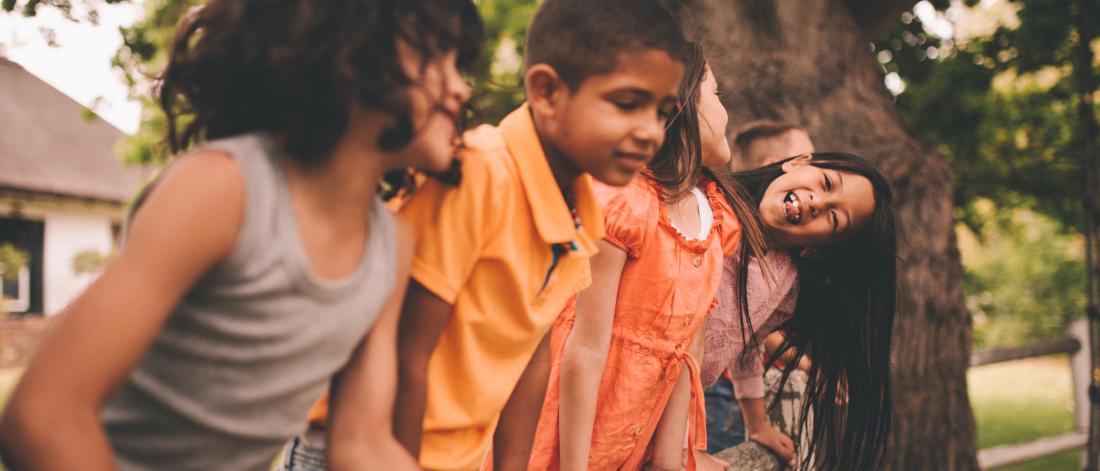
top-left (523, 45), bottom-right (770, 471)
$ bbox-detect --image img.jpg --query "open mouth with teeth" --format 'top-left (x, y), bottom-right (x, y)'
top-left (783, 192), bottom-right (802, 224)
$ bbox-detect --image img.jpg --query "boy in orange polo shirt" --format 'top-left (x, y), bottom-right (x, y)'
top-left (393, 1), bottom-right (691, 469)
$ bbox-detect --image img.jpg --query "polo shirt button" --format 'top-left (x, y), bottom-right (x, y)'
top-left (692, 256), bottom-right (702, 267)
top-left (633, 426), bottom-right (643, 435)
top-left (684, 314), bottom-right (693, 325)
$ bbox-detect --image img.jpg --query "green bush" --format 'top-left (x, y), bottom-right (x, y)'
top-left (0, 243), bottom-right (27, 282)
top-left (72, 249), bottom-right (108, 275)
top-left (959, 200), bottom-right (1085, 348)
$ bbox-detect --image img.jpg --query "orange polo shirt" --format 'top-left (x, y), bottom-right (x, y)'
top-left (400, 103), bottom-right (605, 471)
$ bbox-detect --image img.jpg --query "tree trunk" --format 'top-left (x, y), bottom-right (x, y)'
top-left (680, 1), bottom-right (979, 469)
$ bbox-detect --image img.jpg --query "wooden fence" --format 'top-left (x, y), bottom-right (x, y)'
top-left (973, 319), bottom-right (1091, 469)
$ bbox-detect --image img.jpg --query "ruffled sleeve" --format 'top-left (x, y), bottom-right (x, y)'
top-left (704, 180), bottom-right (741, 257)
top-left (592, 179), bottom-right (655, 258)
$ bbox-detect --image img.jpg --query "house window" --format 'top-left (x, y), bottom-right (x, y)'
top-left (0, 217), bottom-right (44, 314)
top-left (1, 266), bottom-right (30, 312)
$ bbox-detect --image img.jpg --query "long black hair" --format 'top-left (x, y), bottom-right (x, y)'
top-left (733, 152), bottom-right (897, 470)
top-left (158, 0), bottom-right (483, 166)
top-left (650, 44), bottom-right (771, 337)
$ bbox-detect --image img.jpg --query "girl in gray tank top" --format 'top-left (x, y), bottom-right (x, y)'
top-left (0, 1), bottom-right (484, 470)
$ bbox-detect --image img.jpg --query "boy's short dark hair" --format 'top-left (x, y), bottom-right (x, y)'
top-left (732, 120), bottom-right (804, 151)
top-left (524, 0), bottom-right (689, 89)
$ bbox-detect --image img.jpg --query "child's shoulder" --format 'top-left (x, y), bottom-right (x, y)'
top-left (593, 177), bottom-right (660, 255)
top-left (454, 124), bottom-right (522, 188)
top-left (592, 175), bottom-right (659, 210)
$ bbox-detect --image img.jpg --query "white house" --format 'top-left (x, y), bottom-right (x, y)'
top-left (0, 57), bottom-right (150, 315)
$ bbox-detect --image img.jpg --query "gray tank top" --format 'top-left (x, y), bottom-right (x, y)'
top-left (102, 133), bottom-right (396, 470)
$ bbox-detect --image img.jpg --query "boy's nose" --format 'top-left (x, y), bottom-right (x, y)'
top-left (452, 77), bottom-right (472, 103)
top-left (636, 115), bottom-right (664, 146)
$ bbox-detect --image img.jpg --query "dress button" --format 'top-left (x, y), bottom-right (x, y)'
top-left (633, 426), bottom-right (643, 435)
top-left (684, 314), bottom-right (693, 325)
top-left (692, 256), bottom-right (702, 267)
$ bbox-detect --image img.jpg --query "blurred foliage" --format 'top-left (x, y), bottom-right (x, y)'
top-left (0, 0), bottom-right (126, 23)
top-left (882, 0), bottom-right (1098, 233)
top-left (0, 243), bottom-right (27, 282)
top-left (72, 249), bottom-right (108, 275)
top-left (958, 201), bottom-right (1084, 347)
top-left (882, 0), bottom-right (1100, 344)
top-left (466, 0), bottom-right (538, 125)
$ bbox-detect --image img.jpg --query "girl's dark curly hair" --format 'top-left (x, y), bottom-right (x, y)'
top-left (158, 0), bottom-right (483, 167)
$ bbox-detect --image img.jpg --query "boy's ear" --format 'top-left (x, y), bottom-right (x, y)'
top-left (799, 247), bottom-right (819, 259)
top-left (780, 153), bottom-right (813, 173)
top-left (526, 64), bottom-right (567, 117)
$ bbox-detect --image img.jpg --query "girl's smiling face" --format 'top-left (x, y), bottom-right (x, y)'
top-left (759, 155), bottom-right (876, 248)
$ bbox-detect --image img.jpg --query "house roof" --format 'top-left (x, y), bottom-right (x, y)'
top-left (0, 57), bottom-right (150, 204)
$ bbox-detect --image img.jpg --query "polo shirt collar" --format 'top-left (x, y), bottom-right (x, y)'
top-left (499, 103), bottom-right (605, 251)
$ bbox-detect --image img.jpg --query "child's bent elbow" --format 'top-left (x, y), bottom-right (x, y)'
top-left (0, 397), bottom-right (52, 458)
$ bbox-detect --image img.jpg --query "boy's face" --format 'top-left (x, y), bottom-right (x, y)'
top-left (739, 129), bottom-right (816, 170)
top-left (542, 50), bottom-right (683, 186)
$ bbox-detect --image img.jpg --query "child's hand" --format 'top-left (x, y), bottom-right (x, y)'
top-left (747, 424), bottom-right (796, 469)
top-left (688, 449), bottom-right (729, 471)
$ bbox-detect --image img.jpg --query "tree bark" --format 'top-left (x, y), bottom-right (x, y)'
top-left (680, 1), bottom-right (979, 469)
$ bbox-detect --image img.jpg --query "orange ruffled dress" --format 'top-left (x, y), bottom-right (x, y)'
top-left (527, 176), bottom-right (740, 470)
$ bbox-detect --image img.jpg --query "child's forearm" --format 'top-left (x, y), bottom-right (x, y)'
top-left (493, 331), bottom-right (552, 471)
top-left (1, 404), bottom-right (115, 470)
top-left (393, 367), bottom-right (428, 457)
top-left (558, 342), bottom-right (609, 471)
top-left (393, 281), bottom-right (453, 459)
top-left (737, 396), bottom-right (771, 435)
top-left (648, 365), bottom-right (692, 471)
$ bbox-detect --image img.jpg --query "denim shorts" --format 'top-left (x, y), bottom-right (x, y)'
top-left (704, 376), bottom-right (746, 454)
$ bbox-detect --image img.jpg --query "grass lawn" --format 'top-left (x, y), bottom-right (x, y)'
top-left (970, 356), bottom-right (1080, 471)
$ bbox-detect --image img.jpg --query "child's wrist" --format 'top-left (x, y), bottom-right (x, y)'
top-left (745, 418), bottom-right (773, 436)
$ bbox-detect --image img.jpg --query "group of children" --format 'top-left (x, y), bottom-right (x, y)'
top-left (0, 1), bottom-right (899, 470)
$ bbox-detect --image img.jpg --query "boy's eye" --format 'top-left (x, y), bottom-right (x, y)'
top-left (613, 100), bottom-right (640, 111)
top-left (824, 174), bottom-right (833, 191)
top-left (831, 211), bottom-right (839, 230)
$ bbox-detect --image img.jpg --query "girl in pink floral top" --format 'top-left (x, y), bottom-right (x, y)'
top-left (701, 152), bottom-right (899, 471)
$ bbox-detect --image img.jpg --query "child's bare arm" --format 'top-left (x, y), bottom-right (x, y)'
top-left (0, 152), bottom-right (243, 470)
top-left (646, 329), bottom-right (703, 470)
top-left (394, 280), bottom-right (453, 458)
top-left (492, 330), bottom-right (552, 470)
top-left (559, 239), bottom-right (627, 471)
top-left (328, 220), bottom-right (420, 470)
top-left (739, 396), bottom-right (796, 468)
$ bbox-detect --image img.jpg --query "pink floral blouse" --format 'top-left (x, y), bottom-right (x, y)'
top-left (701, 251), bottom-right (799, 399)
